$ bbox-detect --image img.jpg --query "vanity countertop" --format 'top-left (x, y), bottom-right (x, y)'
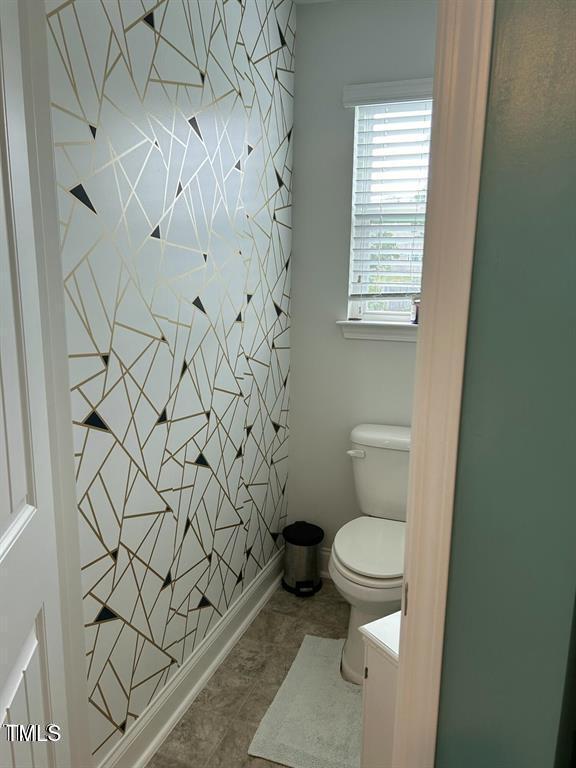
top-left (359, 611), bottom-right (401, 658)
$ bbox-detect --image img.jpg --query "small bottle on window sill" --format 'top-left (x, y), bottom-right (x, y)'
top-left (348, 301), bottom-right (364, 321)
top-left (411, 297), bottom-right (421, 324)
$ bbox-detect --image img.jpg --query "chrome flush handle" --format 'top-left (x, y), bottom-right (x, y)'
top-left (346, 449), bottom-right (365, 459)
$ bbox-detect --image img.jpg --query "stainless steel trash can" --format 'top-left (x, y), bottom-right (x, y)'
top-left (281, 521), bottom-right (324, 597)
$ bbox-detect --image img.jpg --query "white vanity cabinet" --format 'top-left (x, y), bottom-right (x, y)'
top-left (359, 611), bottom-right (401, 768)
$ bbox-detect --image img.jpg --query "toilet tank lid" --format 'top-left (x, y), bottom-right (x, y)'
top-left (351, 424), bottom-right (411, 451)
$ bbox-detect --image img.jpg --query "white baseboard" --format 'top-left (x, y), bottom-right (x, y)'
top-left (320, 546), bottom-right (331, 579)
top-left (99, 549), bottom-right (284, 768)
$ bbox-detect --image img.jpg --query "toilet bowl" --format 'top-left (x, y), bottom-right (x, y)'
top-left (331, 425), bottom-right (410, 684)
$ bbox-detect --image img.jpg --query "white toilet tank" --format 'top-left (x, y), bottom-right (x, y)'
top-left (349, 424), bottom-right (411, 521)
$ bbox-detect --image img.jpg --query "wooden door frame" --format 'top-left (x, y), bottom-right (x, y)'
top-left (392, 0), bottom-right (495, 765)
top-left (16, 1), bottom-right (92, 765)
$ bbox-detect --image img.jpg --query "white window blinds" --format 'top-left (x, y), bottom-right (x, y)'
top-left (349, 98), bottom-right (432, 319)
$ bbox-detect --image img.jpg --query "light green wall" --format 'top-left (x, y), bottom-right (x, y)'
top-left (436, 1), bottom-right (576, 767)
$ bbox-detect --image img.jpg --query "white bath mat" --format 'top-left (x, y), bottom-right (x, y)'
top-left (248, 635), bottom-right (362, 768)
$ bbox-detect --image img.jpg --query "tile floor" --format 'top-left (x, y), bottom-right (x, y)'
top-left (147, 580), bottom-right (349, 768)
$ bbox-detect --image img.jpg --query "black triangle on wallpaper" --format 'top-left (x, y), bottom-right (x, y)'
top-left (234, 159), bottom-right (241, 171)
top-left (189, 115), bottom-right (203, 140)
top-left (184, 518), bottom-right (191, 535)
top-left (118, 721), bottom-right (126, 734)
top-left (236, 571), bottom-right (243, 584)
top-left (194, 452), bottom-right (209, 467)
top-left (151, 225), bottom-right (160, 239)
top-left (197, 595), bottom-right (211, 609)
top-left (200, 71), bottom-right (205, 85)
top-left (277, 22), bottom-right (287, 47)
top-left (176, 181), bottom-right (183, 196)
top-left (275, 169), bottom-right (284, 188)
top-left (236, 445), bottom-right (243, 459)
top-left (205, 410), bottom-right (211, 420)
top-left (247, 144), bottom-right (253, 155)
top-left (247, 293), bottom-right (253, 303)
top-left (70, 184), bottom-right (97, 214)
top-left (236, 312), bottom-right (242, 322)
top-left (157, 408), bottom-right (167, 424)
top-left (273, 301), bottom-right (282, 317)
top-left (143, 11), bottom-right (154, 29)
top-left (95, 605), bottom-right (119, 623)
top-left (83, 410), bottom-right (109, 431)
top-left (89, 124), bottom-right (97, 139)
top-left (110, 548), bottom-right (118, 562)
top-left (181, 360), bottom-right (187, 378)
top-left (192, 296), bottom-right (206, 313)
top-left (271, 531), bottom-right (280, 542)
top-left (162, 570), bottom-right (172, 589)
top-left (203, 252), bottom-right (208, 262)
top-left (101, 353), bottom-right (109, 366)
top-left (272, 421), bottom-right (281, 434)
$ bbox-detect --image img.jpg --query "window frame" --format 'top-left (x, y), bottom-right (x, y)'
top-left (344, 79), bottom-right (433, 325)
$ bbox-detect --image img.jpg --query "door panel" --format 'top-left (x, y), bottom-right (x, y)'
top-left (0, 375), bottom-right (11, 533)
top-left (0, 621), bottom-right (52, 768)
top-left (0, 1), bottom-right (73, 765)
top-left (0, 75), bottom-right (30, 528)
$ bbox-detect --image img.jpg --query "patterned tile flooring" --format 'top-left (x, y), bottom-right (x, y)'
top-left (148, 580), bottom-right (349, 768)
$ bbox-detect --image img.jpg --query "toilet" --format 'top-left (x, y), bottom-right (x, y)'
top-left (329, 424), bottom-right (410, 684)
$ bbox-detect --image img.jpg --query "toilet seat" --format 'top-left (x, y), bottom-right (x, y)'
top-left (330, 549), bottom-right (403, 590)
top-left (333, 517), bottom-right (405, 580)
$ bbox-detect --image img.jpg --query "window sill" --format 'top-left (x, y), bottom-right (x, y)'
top-left (337, 320), bottom-right (418, 342)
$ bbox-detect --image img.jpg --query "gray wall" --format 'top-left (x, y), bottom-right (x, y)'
top-left (290, 0), bottom-right (437, 545)
top-left (436, 1), bottom-right (576, 766)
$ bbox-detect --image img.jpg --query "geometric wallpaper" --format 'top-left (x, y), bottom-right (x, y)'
top-left (45, 0), bottom-right (294, 758)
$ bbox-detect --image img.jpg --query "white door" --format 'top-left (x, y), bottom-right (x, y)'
top-left (0, 1), bottom-right (73, 766)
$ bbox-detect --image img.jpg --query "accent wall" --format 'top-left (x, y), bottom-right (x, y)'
top-left (45, 0), bottom-right (294, 758)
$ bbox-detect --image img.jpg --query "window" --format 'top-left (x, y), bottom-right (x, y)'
top-left (347, 93), bottom-right (433, 322)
